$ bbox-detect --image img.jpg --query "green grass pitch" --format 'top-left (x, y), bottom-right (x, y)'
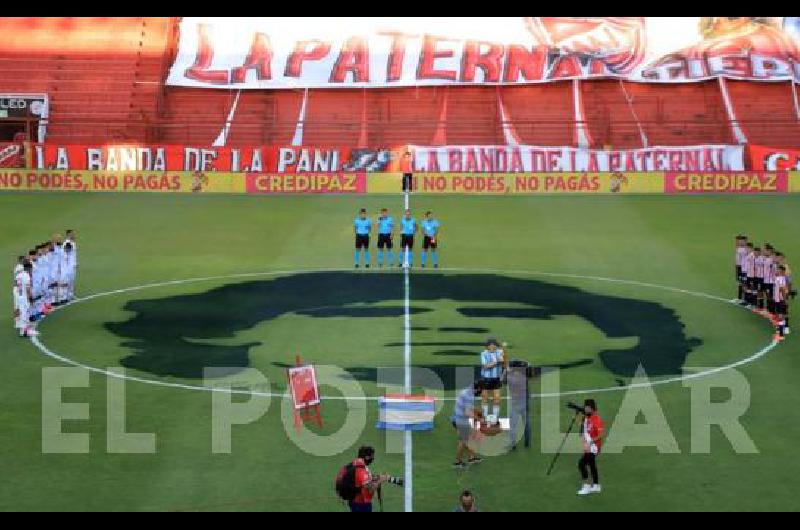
top-left (1, 191), bottom-right (799, 511)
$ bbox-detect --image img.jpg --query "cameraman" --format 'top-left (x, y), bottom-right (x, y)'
top-left (350, 446), bottom-right (390, 512)
top-left (577, 399), bottom-right (604, 496)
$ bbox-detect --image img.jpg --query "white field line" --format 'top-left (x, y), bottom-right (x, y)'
top-left (29, 268), bottom-right (779, 403)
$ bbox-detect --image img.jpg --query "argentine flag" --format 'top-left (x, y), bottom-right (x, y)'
top-left (377, 395), bottom-right (435, 431)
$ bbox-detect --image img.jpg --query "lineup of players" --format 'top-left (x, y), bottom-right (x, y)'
top-left (12, 231), bottom-right (78, 338)
top-left (353, 208), bottom-right (441, 269)
top-left (735, 235), bottom-right (794, 341)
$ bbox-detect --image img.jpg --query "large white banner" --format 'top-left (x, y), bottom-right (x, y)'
top-left (410, 144), bottom-right (745, 172)
top-left (167, 17), bottom-right (800, 89)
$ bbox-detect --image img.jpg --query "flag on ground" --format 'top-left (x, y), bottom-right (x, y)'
top-left (376, 394), bottom-right (435, 431)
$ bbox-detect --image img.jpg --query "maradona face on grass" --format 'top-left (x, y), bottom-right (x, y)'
top-left (104, 272), bottom-right (700, 391)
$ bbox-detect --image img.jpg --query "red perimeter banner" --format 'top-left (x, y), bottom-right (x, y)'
top-left (245, 173), bottom-right (366, 194)
top-left (167, 17), bottom-right (800, 88)
top-left (32, 144), bottom-right (398, 173)
top-left (664, 171), bottom-right (788, 193)
top-left (748, 144), bottom-right (800, 171)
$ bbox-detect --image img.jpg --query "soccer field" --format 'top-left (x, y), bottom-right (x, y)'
top-left (2, 191), bottom-right (799, 512)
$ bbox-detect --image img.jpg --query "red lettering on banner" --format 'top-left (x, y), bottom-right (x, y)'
top-left (425, 151), bottom-right (440, 172)
top-left (716, 55), bottom-right (750, 77)
top-left (380, 32), bottom-right (414, 82)
top-left (587, 153), bottom-right (599, 172)
top-left (637, 151), bottom-right (649, 170)
top-left (422, 175), bottom-right (437, 191)
top-left (461, 41), bottom-right (504, 83)
top-left (330, 37), bottom-right (370, 83)
top-left (546, 150), bottom-right (559, 171)
top-left (625, 153), bottom-right (636, 171)
top-left (654, 150), bottom-right (668, 170)
top-left (530, 150), bottom-right (545, 172)
top-left (495, 150), bottom-right (507, 172)
top-left (609, 152), bottom-right (621, 172)
top-left (703, 148), bottom-right (714, 171)
top-left (284, 41), bottom-right (332, 78)
top-left (550, 56), bottom-right (582, 79)
top-left (480, 149), bottom-right (494, 171)
top-left (669, 151), bottom-right (682, 171)
top-left (231, 33), bottom-right (273, 83)
top-left (465, 150), bottom-right (478, 172)
top-left (510, 149), bottom-right (523, 172)
top-left (185, 24), bottom-right (229, 84)
top-left (448, 150), bottom-right (462, 172)
top-left (0, 171), bottom-right (22, 188)
top-left (684, 150), bottom-right (698, 171)
top-left (418, 36), bottom-right (458, 81)
top-left (503, 45), bottom-right (545, 82)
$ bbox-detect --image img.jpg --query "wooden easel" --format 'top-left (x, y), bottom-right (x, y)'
top-left (289, 355), bottom-right (323, 433)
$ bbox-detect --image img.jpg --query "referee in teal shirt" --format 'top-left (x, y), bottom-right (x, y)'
top-left (354, 208), bottom-right (372, 268)
top-left (420, 211), bottom-right (440, 269)
top-left (399, 209), bottom-right (417, 268)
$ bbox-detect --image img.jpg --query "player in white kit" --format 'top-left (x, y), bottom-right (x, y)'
top-left (64, 230), bottom-right (78, 299)
top-left (13, 262), bottom-right (36, 337)
top-left (49, 236), bottom-right (63, 306)
top-left (58, 242), bottom-right (77, 304)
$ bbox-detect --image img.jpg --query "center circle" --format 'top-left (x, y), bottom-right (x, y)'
top-left (33, 268), bottom-right (777, 400)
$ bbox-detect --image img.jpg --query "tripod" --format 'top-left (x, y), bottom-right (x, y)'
top-left (546, 411), bottom-right (582, 476)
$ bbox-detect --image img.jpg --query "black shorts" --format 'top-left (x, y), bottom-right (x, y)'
top-left (762, 283), bottom-right (774, 297)
top-left (377, 234), bottom-right (393, 249)
top-left (754, 278), bottom-right (764, 291)
top-left (775, 301), bottom-right (788, 315)
top-left (747, 277), bottom-right (757, 290)
top-left (736, 266), bottom-right (742, 281)
top-left (400, 235), bottom-right (414, 249)
top-left (423, 236), bottom-right (437, 250)
top-left (355, 235), bottom-right (370, 249)
top-left (481, 378), bottom-right (502, 391)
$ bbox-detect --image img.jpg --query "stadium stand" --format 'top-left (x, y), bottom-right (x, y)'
top-left (726, 80), bottom-right (800, 147)
top-left (1, 17), bottom-right (798, 149)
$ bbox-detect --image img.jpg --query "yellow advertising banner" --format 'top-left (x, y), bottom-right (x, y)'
top-left (0, 170), bottom-right (246, 193)
top-left (790, 172), bottom-right (800, 193)
top-left (366, 172), bottom-right (664, 194)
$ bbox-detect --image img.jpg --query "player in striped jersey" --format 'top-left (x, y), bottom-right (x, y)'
top-left (754, 247), bottom-right (766, 312)
top-left (775, 253), bottom-right (793, 333)
top-left (735, 235), bottom-right (749, 303)
top-left (743, 243), bottom-right (757, 308)
top-left (774, 266), bottom-right (790, 340)
top-left (762, 245), bottom-right (776, 315)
